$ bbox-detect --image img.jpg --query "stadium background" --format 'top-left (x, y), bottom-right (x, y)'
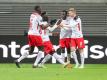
top-left (0, 0), bottom-right (107, 63)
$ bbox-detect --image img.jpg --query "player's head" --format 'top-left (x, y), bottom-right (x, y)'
top-left (68, 8), bottom-right (76, 17)
top-left (34, 6), bottom-right (42, 14)
top-left (41, 11), bottom-right (49, 22)
top-left (60, 10), bottom-right (67, 20)
top-left (41, 11), bottom-right (46, 16)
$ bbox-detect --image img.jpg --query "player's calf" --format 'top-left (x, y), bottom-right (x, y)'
top-left (14, 60), bottom-right (20, 68)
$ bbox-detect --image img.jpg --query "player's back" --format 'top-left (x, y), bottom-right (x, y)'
top-left (28, 12), bottom-right (42, 36)
top-left (40, 29), bottom-right (50, 42)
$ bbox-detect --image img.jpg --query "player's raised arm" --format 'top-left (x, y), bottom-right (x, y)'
top-left (46, 25), bottom-right (58, 32)
top-left (59, 22), bottom-right (71, 30)
top-left (46, 19), bottom-right (62, 32)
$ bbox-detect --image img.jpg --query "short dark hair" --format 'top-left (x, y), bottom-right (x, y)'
top-left (34, 6), bottom-right (40, 11)
top-left (41, 11), bottom-right (46, 16)
top-left (62, 10), bottom-right (67, 14)
top-left (34, 6), bottom-right (41, 14)
top-left (61, 10), bottom-right (67, 20)
top-left (41, 11), bottom-right (49, 22)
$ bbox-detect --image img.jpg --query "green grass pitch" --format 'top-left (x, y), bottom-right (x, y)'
top-left (0, 63), bottom-right (107, 80)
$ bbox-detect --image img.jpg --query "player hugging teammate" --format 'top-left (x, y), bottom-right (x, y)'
top-left (14, 6), bottom-right (85, 69)
top-left (59, 8), bottom-right (85, 68)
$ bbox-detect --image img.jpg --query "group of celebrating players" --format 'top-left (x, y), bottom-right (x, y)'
top-left (14, 6), bottom-right (85, 69)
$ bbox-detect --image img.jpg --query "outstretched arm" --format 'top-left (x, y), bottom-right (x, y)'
top-left (46, 19), bottom-right (62, 32)
top-left (47, 25), bottom-right (58, 32)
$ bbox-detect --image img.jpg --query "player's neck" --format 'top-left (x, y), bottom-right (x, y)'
top-left (73, 14), bottom-right (76, 18)
top-left (32, 11), bottom-right (40, 15)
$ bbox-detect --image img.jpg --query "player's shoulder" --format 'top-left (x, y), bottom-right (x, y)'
top-left (31, 12), bottom-right (41, 18)
top-left (78, 16), bottom-right (81, 21)
top-left (61, 20), bottom-right (68, 24)
top-left (74, 16), bottom-right (81, 22)
top-left (62, 19), bottom-right (66, 22)
top-left (41, 21), bottom-right (48, 25)
top-left (74, 16), bottom-right (81, 20)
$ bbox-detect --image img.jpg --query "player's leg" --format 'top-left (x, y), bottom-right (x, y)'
top-left (52, 52), bottom-right (70, 68)
top-left (41, 41), bottom-right (70, 68)
top-left (18, 46), bottom-right (34, 63)
top-left (38, 54), bottom-right (52, 68)
top-left (71, 47), bottom-right (79, 68)
top-left (78, 48), bottom-right (84, 68)
top-left (66, 48), bottom-right (71, 62)
top-left (38, 41), bottom-right (54, 68)
top-left (61, 47), bottom-right (66, 62)
top-left (64, 38), bottom-right (72, 63)
top-left (70, 38), bottom-right (79, 68)
top-left (77, 38), bottom-right (85, 68)
top-left (15, 35), bottom-right (37, 68)
top-left (15, 46), bottom-right (34, 68)
top-left (59, 39), bottom-right (66, 62)
top-left (39, 51), bottom-right (70, 68)
top-left (33, 46), bottom-right (43, 67)
top-left (33, 36), bottom-right (44, 67)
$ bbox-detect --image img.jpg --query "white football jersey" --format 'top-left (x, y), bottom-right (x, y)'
top-left (41, 29), bottom-right (50, 42)
top-left (41, 23), bottom-right (58, 42)
top-left (28, 12), bottom-right (43, 36)
top-left (60, 20), bottom-right (72, 39)
top-left (69, 17), bottom-right (83, 38)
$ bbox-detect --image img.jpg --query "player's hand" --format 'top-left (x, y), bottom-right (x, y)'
top-left (56, 19), bottom-right (62, 25)
top-left (41, 24), bottom-right (49, 29)
top-left (45, 23), bottom-right (50, 27)
top-left (59, 23), bottom-right (64, 27)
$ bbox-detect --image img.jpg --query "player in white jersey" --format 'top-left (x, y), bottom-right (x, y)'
top-left (15, 6), bottom-right (47, 68)
top-left (39, 25), bottom-right (70, 68)
top-left (58, 10), bottom-right (72, 62)
top-left (35, 15), bottom-right (70, 68)
top-left (60, 8), bottom-right (85, 68)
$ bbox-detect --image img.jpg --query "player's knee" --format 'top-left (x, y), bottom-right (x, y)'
top-left (61, 47), bottom-right (65, 53)
top-left (67, 48), bottom-right (71, 54)
top-left (56, 47), bottom-right (61, 54)
top-left (71, 47), bottom-right (76, 52)
top-left (78, 48), bottom-right (84, 53)
top-left (38, 46), bottom-right (44, 51)
top-left (50, 50), bottom-right (55, 55)
top-left (29, 46), bottom-right (34, 53)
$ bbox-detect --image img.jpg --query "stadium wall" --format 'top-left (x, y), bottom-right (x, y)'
top-left (0, 3), bottom-right (106, 36)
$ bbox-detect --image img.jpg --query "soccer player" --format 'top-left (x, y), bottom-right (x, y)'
top-left (58, 10), bottom-right (72, 62)
top-left (36, 19), bottom-right (70, 68)
top-left (15, 6), bottom-right (47, 68)
top-left (60, 8), bottom-right (85, 68)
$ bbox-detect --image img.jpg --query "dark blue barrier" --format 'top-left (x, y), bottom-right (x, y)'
top-left (0, 35), bottom-right (107, 63)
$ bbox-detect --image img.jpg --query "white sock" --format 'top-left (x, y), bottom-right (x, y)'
top-left (53, 53), bottom-right (65, 65)
top-left (17, 51), bottom-right (29, 62)
top-left (80, 53), bottom-right (85, 66)
top-left (71, 51), bottom-right (79, 65)
top-left (61, 53), bottom-right (65, 62)
top-left (41, 54), bottom-right (52, 65)
top-left (34, 51), bottom-right (43, 66)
